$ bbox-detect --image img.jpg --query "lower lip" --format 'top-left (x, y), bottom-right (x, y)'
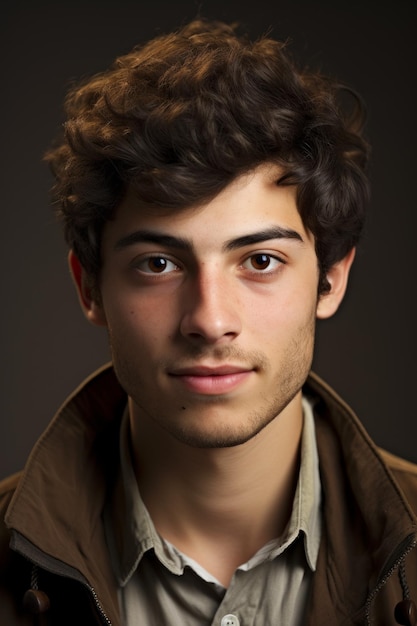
top-left (171, 371), bottom-right (252, 394)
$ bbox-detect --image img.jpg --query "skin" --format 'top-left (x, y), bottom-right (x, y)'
top-left (70, 162), bottom-right (354, 586)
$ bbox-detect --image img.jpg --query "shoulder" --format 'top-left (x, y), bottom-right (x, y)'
top-left (0, 472), bottom-right (21, 567)
top-left (0, 473), bottom-right (34, 625)
top-left (379, 448), bottom-right (417, 512)
top-left (0, 472), bottom-right (21, 515)
top-left (0, 473), bottom-right (22, 552)
top-left (380, 449), bottom-right (417, 476)
top-left (0, 473), bottom-right (22, 547)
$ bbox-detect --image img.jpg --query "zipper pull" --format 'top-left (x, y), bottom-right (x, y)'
top-left (23, 588), bottom-right (50, 614)
top-left (394, 599), bottom-right (417, 625)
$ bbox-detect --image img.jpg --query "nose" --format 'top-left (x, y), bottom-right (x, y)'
top-left (179, 267), bottom-right (242, 344)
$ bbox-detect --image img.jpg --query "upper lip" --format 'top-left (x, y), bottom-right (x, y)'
top-left (169, 364), bottom-right (252, 376)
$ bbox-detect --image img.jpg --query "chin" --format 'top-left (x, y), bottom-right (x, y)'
top-left (167, 417), bottom-right (272, 449)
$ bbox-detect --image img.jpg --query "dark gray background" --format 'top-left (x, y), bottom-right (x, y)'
top-left (1, 0), bottom-right (416, 477)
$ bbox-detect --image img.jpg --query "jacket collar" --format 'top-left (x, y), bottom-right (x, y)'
top-left (304, 373), bottom-right (417, 623)
top-left (5, 364), bottom-right (126, 626)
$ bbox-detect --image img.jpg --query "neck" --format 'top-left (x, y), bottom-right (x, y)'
top-left (129, 393), bottom-right (303, 586)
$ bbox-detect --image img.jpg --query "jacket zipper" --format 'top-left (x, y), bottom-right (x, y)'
top-left (89, 585), bottom-right (113, 626)
top-left (364, 533), bottom-right (417, 625)
top-left (13, 538), bottom-right (113, 626)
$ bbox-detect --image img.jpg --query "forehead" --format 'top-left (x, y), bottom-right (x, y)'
top-left (102, 164), bottom-right (313, 249)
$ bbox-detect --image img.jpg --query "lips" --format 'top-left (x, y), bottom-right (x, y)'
top-left (171, 364), bottom-right (251, 376)
top-left (169, 364), bottom-right (253, 394)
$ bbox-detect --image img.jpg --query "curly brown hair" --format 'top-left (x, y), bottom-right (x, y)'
top-left (45, 18), bottom-right (370, 295)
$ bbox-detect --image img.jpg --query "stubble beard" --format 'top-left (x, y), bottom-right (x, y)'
top-left (108, 311), bottom-right (316, 449)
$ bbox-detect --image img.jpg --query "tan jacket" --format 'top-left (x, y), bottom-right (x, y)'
top-left (1, 364), bottom-right (417, 625)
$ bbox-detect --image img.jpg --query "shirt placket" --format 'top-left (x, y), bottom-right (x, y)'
top-left (210, 573), bottom-right (259, 626)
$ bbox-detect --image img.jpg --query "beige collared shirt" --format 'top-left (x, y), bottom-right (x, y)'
top-left (104, 397), bottom-right (322, 626)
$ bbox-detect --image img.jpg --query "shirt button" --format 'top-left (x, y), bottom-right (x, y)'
top-left (221, 615), bottom-right (240, 626)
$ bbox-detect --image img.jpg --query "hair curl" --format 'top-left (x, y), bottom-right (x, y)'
top-left (45, 18), bottom-right (370, 294)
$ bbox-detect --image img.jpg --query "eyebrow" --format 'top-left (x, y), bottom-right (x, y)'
top-left (114, 226), bottom-right (304, 252)
top-left (224, 227), bottom-right (304, 250)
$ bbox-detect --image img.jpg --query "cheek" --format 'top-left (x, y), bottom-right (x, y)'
top-left (250, 281), bottom-right (317, 328)
top-left (104, 295), bottom-right (174, 355)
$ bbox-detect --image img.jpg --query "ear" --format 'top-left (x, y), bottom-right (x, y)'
top-left (68, 250), bottom-right (107, 327)
top-left (316, 248), bottom-right (356, 320)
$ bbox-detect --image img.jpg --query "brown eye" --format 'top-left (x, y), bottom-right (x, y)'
top-left (242, 253), bottom-right (282, 273)
top-left (134, 256), bottom-right (179, 274)
top-left (250, 254), bottom-right (272, 270)
top-left (148, 257), bottom-right (169, 273)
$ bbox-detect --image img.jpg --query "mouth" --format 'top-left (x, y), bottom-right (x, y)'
top-left (168, 364), bottom-right (254, 395)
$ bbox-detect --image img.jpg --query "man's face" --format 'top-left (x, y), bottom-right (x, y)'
top-left (94, 165), bottom-right (325, 448)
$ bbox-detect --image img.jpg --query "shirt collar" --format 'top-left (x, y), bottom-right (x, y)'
top-left (103, 409), bottom-right (181, 586)
top-left (104, 396), bottom-right (322, 586)
top-left (230, 396), bottom-right (321, 574)
top-left (282, 396), bottom-right (322, 571)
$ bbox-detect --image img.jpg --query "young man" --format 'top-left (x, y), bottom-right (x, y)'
top-left (1, 18), bottom-right (417, 626)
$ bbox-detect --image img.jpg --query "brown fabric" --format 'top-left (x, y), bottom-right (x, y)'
top-left (0, 364), bottom-right (417, 625)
